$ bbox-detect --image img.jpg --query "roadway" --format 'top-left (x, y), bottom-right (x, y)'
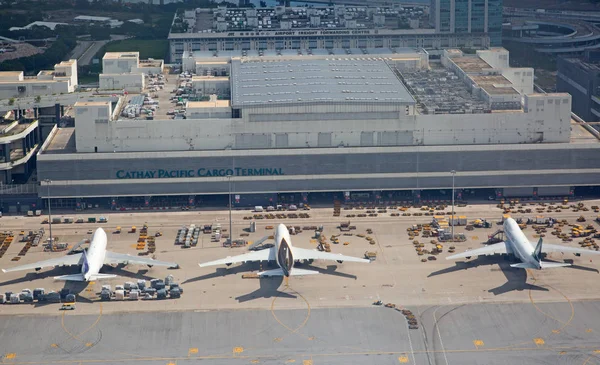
top-left (69, 35), bottom-right (130, 66)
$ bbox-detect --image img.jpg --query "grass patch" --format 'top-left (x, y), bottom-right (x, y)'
top-left (78, 74), bottom-right (99, 85)
top-left (104, 39), bottom-right (169, 60)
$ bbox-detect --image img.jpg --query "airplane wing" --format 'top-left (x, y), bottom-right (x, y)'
top-left (199, 247), bottom-right (276, 268)
top-left (542, 243), bottom-right (600, 255)
top-left (2, 253), bottom-right (83, 273)
top-left (292, 247), bottom-right (371, 263)
top-left (446, 242), bottom-right (508, 260)
top-left (104, 251), bottom-right (178, 268)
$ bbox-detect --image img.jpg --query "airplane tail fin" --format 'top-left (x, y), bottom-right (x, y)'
top-left (289, 268), bottom-right (319, 276)
top-left (510, 261), bottom-right (571, 269)
top-left (54, 274), bottom-right (86, 281)
top-left (258, 268), bottom-right (284, 277)
top-left (533, 237), bottom-right (543, 261)
top-left (54, 273), bottom-right (117, 281)
top-left (257, 268), bottom-right (319, 277)
top-left (540, 261), bottom-right (571, 269)
top-left (81, 249), bottom-right (90, 276)
top-left (510, 263), bottom-right (537, 269)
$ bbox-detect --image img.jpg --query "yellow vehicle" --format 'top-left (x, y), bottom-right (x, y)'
top-left (115, 226), bottom-right (121, 234)
top-left (60, 303), bottom-right (76, 310)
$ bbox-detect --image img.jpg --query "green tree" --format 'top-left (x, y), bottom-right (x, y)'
top-left (143, 11), bottom-right (152, 25)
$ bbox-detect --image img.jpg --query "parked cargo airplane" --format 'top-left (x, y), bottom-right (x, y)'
top-left (447, 217), bottom-right (600, 269)
top-left (199, 224), bottom-right (370, 276)
top-left (2, 228), bottom-right (178, 281)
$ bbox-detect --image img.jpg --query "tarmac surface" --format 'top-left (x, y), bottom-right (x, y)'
top-left (2, 300), bottom-right (600, 364)
top-left (2, 200), bottom-right (600, 363)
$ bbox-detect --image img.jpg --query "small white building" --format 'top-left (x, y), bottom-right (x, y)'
top-left (99, 73), bottom-right (145, 92)
top-left (99, 52), bottom-right (163, 92)
top-left (0, 59), bottom-right (78, 100)
top-left (191, 76), bottom-right (229, 96)
top-left (186, 97), bottom-right (231, 119)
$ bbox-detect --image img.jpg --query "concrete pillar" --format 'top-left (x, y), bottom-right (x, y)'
top-left (55, 103), bottom-right (61, 121)
top-left (412, 190), bottom-right (421, 205)
top-left (34, 108), bottom-right (39, 119)
top-left (3, 144), bottom-right (10, 162)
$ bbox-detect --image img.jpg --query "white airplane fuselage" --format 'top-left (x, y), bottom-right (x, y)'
top-left (503, 218), bottom-right (539, 269)
top-left (274, 224), bottom-right (294, 277)
top-left (82, 228), bottom-right (108, 281)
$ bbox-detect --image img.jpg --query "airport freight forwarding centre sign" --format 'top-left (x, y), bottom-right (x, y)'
top-left (116, 167), bottom-right (284, 179)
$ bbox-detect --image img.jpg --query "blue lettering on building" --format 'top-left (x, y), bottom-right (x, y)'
top-left (115, 167), bottom-right (284, 179)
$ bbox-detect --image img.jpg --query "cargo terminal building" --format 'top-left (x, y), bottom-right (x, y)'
top-left (34, 48), bottom-right (600, 209)
top-left (168, 5), bottom-right (491, 63)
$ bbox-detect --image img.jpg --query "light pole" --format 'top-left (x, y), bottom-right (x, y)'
top-left (43, 179), bottom-right (53, 248)
top-left (450, 170), bottom-right (456, 242)
top-left (227, 174), bottom-right (233, 246)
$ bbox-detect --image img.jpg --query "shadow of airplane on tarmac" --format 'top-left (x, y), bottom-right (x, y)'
top-left (234, 264), bottom-right (358, 303)
top-left (235, 275), bottom-right (297, 302)
top-left (182, 262), bottom-right (263, 284)
top-left (185, 261), bottom-right (359, 303)
top-left (428, 256), bottom-right (549, 295)
top-left (102, 263), bottom-right (157, 281)
top-left (184, 261), bottom-right (358, 284)
top-left (430, 253), bottom-right (600, 295)
top-left (0, 266), bottom-right (71, 287)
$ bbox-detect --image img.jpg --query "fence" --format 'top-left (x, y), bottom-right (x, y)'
top-left (0, 183), bottom-right (39, 195)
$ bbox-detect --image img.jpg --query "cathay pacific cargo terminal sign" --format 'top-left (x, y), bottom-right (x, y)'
top-left (116, 167), bottom-right (284, 179)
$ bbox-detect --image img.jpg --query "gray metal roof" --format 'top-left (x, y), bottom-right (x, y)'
top-left (188, 47), bottom-right (424, 59)
top-left (230, 58), bottom-right (415, 107)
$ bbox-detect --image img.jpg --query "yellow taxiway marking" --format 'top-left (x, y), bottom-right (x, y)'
top-left (85, 343), bottom-right (93, 347)
top-left (251, 360), bottom-right (259, 364)
top-left (473, 340), bottom-right (484, 349)
top-left (50, 344), bottom-right (58, 348)
top-left (188, 348), bottom-right (198, 356)
top-left (552, 330), bottom-right (561, 334)
top-left (303, 361), bottom-right (313, 365)
top-left (12, 346), bottom-right (600, 364)
top-left (559, 351), bottom-right (567, 355)
top-left (587, 329), bottom-right (594, 333)
top-left (270, 286), bottom-right (311, 339)
top-left (398, 355), bottom-right (409, 363)
top-left (533, 338), bottom-right (545, 347)
top-left (233, 347), bottom-right (244, 354)
top-left (274, 338), bottom-right (283, 342)
top-left (61, 303), bottom-right (103, 344)
top-left (4, 353), bottom-right (16, 360)
top-left (285, 360), bottom-right (296, 363)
